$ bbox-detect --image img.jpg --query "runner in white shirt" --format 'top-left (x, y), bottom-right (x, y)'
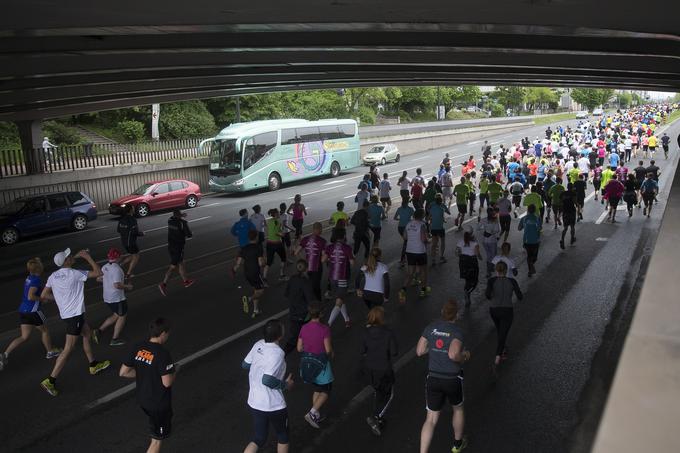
top-left (440, 168), bottom-right (454, 208)
top-left (378, 173), bottom-right (393, 216)
top-left (577, 156), bottom-right (590, 178)
top-left (356, 248), bottom-right (390, 308)
top-left (399, 209), bottom-right (430, 303)
top-left (242, 320), bottom-right (294, 453)
top-left (491, 242), bottom-right (518, 278)
top-left (39, 248), bottom-right (110, 397)
top-left (93, 248), bottom-right (133, 347)
top-left (397, 171), bottom-right (411, 204)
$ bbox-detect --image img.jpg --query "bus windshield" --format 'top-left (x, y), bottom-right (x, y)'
top-left (209, 139), bottom-right (240, 175)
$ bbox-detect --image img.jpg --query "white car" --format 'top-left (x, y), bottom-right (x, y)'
top-left (592, 108), bottom-right (604, 116)
top-left (363, 144), bottom-right (400, 165)
top-left (575, 111), bottom-right (589, 119)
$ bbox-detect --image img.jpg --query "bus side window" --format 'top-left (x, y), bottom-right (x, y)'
top-left (338, 124), bottom-right (356, 138)
top-left (281, 128), bottom-right (299, 145)
top-left (243, 132), bottom-right (277, 170)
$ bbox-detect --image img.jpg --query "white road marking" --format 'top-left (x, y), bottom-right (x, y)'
top-left (84, 308), bottom-right (290, 410)
top-left (596, 237), bottom-right (609, 241)
top-left (412, 156), bottom-right (430, 161)
top-left (15, 226), bottom-right (109, 246)
top-left (322, 178), bottom-right (350, 185)
top-left (468, 140), bottom-right (482, 145)
top-left (193, 202), bottom-right (221, 209)
top-left (289, 186), bottom-right (342, 198)
top-left (97, 216), bottom-right (211, 243)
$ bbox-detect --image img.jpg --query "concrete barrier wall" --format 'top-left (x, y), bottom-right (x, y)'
top-left (0, 120), bottom-right (531, 212)
top-left (360, 121), bottom-right (532, 158)
top-left (0, 158), bottom-right (209, 210)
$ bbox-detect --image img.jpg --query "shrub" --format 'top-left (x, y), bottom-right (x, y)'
top-left (43, 120), bottom-right (82, 145)
top-left (116, 120), bottom-right (146, 143)
top-left (0, 121), bottom-right (19, 149)
top-left (357, 105), bottom-right (376, 125)
top-left (159, 101), bottom-right (217, 139)
top-left (490, 103), bottom-right (505, 118)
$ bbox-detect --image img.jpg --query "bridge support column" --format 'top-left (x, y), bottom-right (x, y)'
top-left (15, 120), bottom-right (44, 174)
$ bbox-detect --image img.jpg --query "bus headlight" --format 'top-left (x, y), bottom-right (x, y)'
top-left (232, 179), bottom-right (245, 186)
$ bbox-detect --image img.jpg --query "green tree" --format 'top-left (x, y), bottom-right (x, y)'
top-left (525, 87), bottom-right (559, 111)
top-left (616, 92), bottom-right (633, 108)
top-left (441, 86), bottom-right (481, 110)
top-left (571, 88), bottom-right (615, 111)
top-left (159, 101), bottom-right (217, 139)
top-left (491, 86), bottom-right (526, 111)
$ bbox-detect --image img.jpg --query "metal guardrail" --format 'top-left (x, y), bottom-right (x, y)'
top-left (0, 139), bottom-right (206, 178)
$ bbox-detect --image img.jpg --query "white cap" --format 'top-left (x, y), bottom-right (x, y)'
top-left (53, 248), bottom-right (71, 267)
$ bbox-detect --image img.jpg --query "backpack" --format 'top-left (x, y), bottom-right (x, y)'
top-left (299, 353), bottom-right (328, 384)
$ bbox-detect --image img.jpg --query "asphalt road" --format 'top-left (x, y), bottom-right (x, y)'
top-left (1, 118), bottom-right (678, 453)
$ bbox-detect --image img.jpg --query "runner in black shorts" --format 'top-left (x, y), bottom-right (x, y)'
top-left (158, 209), bottom-right (194, 296)
top-left (417, 299), bottom-right (470, 453)
top-left (120, 317), bottom-right (175, 453)
top-left (0, 257), bottom-right (61, 371)
top-left (117, 205), bottom-right (144, 279)
top-left (233, 230), bottom-right (266, 318)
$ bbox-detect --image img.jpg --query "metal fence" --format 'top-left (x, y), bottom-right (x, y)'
top-left (0, 138), bottom-right (208, 178)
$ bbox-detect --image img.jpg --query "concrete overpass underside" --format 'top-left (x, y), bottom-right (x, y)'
top-left (2, 0), bottom-right (679, 121)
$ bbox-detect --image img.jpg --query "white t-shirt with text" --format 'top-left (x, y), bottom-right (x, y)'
top-left (46, 268), bottom-right (89, 319)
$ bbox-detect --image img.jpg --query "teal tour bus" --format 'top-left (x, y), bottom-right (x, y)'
top-left (204, 118), bottom-right (360, 192)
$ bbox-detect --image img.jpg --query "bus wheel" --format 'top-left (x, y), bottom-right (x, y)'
top-left (330, 161), bottom-right (341, 177)
top-left (268, 172), bottom-right (281, 191)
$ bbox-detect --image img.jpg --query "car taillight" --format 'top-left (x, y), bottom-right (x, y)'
top-left (92, 204), bottom-right (96, 209)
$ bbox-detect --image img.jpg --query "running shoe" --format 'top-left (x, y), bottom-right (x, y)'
top-left (45, 348), bottom-right (62, 359)
top-left (109, 339), bottom-right (126, 347)
top-left (451, 437), bottom-right (468, 453)
top-left (251, 309), bottom-right (261, 319)
top-left (242, 296), bottom-right (249, 314)
top-left (399, 261), bottom-right (405, 269)
top-left (40, 378), bottom-right (58, 396)
top-left (513, 211), bottom-right (518, 219)
top-left (559, 240), bottom-right (565, 250)
top-left (91, 328), bottom-right (100, 345)
top-left (158, 283), bottom-right (168, 296)
top-left (366, 416), bottom-right (382, 436)
top-left (0, 352), bottom-right (7, 371)
top-left (345, 320), bottom-right (352, 329)
top-left (398, 289), bottom-right (407, 305)
top-left (183, 279), bottom-right (195, 288)
top-left (304, 412), bottom-right (320, 429)
top-left (89, 360), bottom-right (111, 375)
top-left (571, 236), bottom-right (576, 245)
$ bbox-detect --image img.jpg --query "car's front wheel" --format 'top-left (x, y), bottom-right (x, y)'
top-left (186, 195), bottom-right (199, 208)
top-left (71, 214), bottom-right (88, 231)
top-left (395, 154), bottom-right (401, 162)
top-left (1, 227), bottom-right (19, 245)
top-left (136, 203), bottom-right (150, 217)
top-left (380, 158), bottom-right (386, 165)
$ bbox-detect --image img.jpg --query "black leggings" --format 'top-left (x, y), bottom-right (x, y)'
top-left (489, 307), bottom-right (514, 356)
top-left (353, 233), bottom-right (370, 258)
top-left (307, 270), bottom-right (322, 301)
top-left (283, 318), bottom-right (306, 356)
top-left (367, 369), bottom-right (395, 419)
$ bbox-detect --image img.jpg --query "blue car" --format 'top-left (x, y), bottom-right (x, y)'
top-left (0, 191), bottom-right (98, 245)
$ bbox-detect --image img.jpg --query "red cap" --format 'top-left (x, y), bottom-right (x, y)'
top-left (107, 248), bottom-right (121, 261)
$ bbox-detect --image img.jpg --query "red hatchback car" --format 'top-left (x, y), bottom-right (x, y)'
top-left (108, 179), bottom-right (202, 217)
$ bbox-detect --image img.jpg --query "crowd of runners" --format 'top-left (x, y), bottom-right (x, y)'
top-left (0, 104), bottom-right (676, 453)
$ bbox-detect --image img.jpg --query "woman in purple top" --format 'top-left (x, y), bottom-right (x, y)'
top-left (297, 303), bottom-right (334, 429)
top-left (322, 228), bottom-right (355, 328)
top-left (287, 194), bottom-right (308, 242)
top-left (297, 222), bottom-right (327, 300)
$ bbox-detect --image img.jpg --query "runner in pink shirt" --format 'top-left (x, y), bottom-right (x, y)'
top-left (287, 194), bottom-right (308, 242)
top-left (322, 228), bottom-right (354, 328)
top-left (296, 222), bottom-right (327, 300)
